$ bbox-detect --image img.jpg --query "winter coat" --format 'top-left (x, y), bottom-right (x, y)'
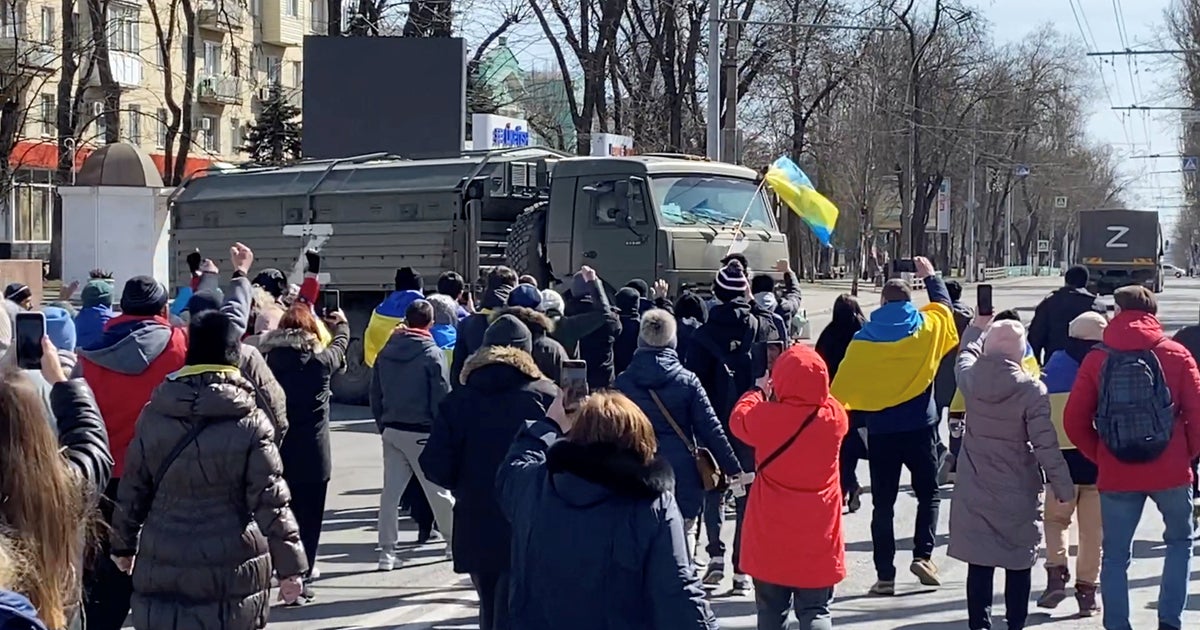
top-left (370, 329), bottom-right (450, 434)
top-left (563, 281), bottom-right (622, 389)
top-left (239, 344), bottom-right (288, 443)
top-left (0, 589), bottom-right (47, 630)
top-left (420, 345), bottom-right (558, 574)
top-left (614, 348), bottom-right (742, 519)
top-left (495, 307), bottom-right (568, 385)
top-left (950, 326), bottom-right (1074, 571)
top-left (497, 420), bottom-right (718, 630)
top-left (1041, 342), bottom-right (1100, 485)
top-left (814, 315), bottom-right (862, 382)
top-left (613, 314), bottom-right (640, 377)
top-left (363, 289), bottom-right (424, 368)
top-left (74, 305), bottom-right (114, 351)
top-left (730, 344), bottom-right (848, 589)
top-left (258, 323), bottom-right (350, 483)
top-left (1064, 311), bottom-right (1200, 492)
top-left (933, 300), bottom-right (974, 410)
top-left (675, 317), bottom-right (702, 366)
top-left (450, 279), bottom-right (513, 386)
top-left (1028, 286), bottom-right (1105, 364)
top-left (51, 379), bottom-right (114, 495)
top-left (110, 368), bottom-right (307, 630)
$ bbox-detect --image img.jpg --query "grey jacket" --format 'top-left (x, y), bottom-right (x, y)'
top-left (948, 326), bottom-right (1074, 571)
top-left (370, 329), bottom-right (451, 433)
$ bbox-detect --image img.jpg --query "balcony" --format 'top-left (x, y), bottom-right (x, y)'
top-left (0, 37), bottom-right (57, 73)
top-left (85, 51), bottom-right (143, 88)
top-left (197, 75), bottom-right (242, 105)
top-left (198, 1), bottom-right (245, 32)
top-left (261, 0), bottom-right (304, 46)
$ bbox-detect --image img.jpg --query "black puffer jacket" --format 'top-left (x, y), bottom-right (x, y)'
top-left (495, 307), bottom-right (569, 385)
top-left (1028, 286), bottom-right (1104, 364)
top-left (239, 344), bottom-right (288, 443)
top-left (110, 369), bottom-right (307, 630)
top-left (258, 323), bottom-right (349, 483)
top-left (563, 279), bottom-right (622, 389)
top-left (450, 278), bottom-right (513, 387)
top-left (420, 345), bottom-right (558, 574)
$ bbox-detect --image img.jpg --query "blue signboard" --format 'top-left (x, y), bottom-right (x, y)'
top-left (492, 125), bottom-right (531, 148)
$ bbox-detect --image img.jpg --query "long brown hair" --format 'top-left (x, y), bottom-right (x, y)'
top-left (277, 302), bottom-right (322, 337)
top-left (0, 371), bottom-right (86, 629)
top-left (569, 392), bottom-right (658, 464)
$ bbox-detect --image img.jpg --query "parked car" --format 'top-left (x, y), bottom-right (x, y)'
top-left (1163, 263), bottom-right (1184, 278)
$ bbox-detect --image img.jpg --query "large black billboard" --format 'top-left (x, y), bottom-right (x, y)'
top-left (303, 37), bottom-right (466, 159)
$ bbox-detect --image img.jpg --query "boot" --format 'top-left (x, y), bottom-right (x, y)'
top-left (1075, 582), bottom-right (1100, 617)
top-left (1036, 565), bottom-right (1070, 609)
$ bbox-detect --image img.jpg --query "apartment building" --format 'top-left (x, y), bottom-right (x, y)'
top-left (0, 0), bottom-right (332, 255)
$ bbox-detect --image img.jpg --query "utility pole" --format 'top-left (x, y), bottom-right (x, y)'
top-left (705, 0), bottom-right (720, 160)
top-left (1004, 187), bottom-right (1013, 267)
top-left (721, 12), bottom-right (741, 164)
top-left (966, 117), bottom-right (978, 281)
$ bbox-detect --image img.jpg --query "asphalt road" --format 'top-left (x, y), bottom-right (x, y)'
top-left (262, 276), bottom-right (1200, 630)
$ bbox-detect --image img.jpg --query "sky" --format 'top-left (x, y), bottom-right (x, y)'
top-left (982, 0), bottom-right (1184, 230)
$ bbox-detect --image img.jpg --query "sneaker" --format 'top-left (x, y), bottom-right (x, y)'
top-left (869, 580), bottom-right (895, 596)
top-left (309, 565), bottom-right (320, 580)
top-left (731, 574), bottom-right (752, 596)
top-left (1037, 565), bottom-right (1070, 609)
top-left (701, 561), bottom-right (725, 588)
top-left (1074, 582), bottom-right (1100, 617)
top-left (301, 580), bottom-right (316, 602)
top-left (910, 559), bottom-right (941, 586)
top-left (377, 553), bottom-right (396, 572)
top-left (846, 487), bottom-right (863, 514)
top-left (937, 453), bottom-right (954, 486)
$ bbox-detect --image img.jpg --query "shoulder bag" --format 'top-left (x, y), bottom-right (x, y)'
top-left (648, 390), bottom-right (724, 491)
top-left (756, 406), bottom-right (821, 475)
top-left (147, 422), bottom-right (209, 509)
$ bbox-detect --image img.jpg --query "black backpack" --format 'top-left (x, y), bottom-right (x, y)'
top-left (693, 320), bottom-right (758, 424)
top-left (1094, 340), bottom-right (1175, 463)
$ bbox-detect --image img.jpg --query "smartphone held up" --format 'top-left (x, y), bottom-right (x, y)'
top-left (560, 360), bottom-right (589, 414)
top-left (14, 312), bottom-right (45, 370)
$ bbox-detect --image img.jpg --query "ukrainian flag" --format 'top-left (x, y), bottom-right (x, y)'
top-left (364, 289), bottom-right (425, 367)
top-left (764, 156), bottom-right (840, 246)
top-left (948, 342), bottom-right (1040, 414)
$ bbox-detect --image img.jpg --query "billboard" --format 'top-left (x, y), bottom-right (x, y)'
top-left (303, 37), bottom-right (466, 159)
top-left (472, 114), bottom-right (532, 150)
top-left (591, 133), bottom-right (634, 156)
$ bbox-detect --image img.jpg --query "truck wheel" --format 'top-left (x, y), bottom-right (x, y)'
top-left (505, 202), bottom-right (552, 285)
top-left (331, 336), bottom-right (371, 405)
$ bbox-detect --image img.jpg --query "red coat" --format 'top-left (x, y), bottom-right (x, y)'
top-left (78, 314), bottom-right (188, 477)
top-left (730, 344), bottom-right (848, 589)
top-left (1064, 311), bottom-right (1200, 492)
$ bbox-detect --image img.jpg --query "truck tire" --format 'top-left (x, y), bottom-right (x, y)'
top-left (331, 336), bottom-right (371, 405)
top-left (505, 202), bottom-right (552, 286)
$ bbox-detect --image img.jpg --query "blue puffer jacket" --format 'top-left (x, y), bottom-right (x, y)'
top-left (615, 347), bottom-right (742, 519)
top-left (497, 420), bottom-right (718, 630)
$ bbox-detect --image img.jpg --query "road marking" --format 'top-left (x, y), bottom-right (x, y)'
top-left (340, 576), bottom-right (477, 630)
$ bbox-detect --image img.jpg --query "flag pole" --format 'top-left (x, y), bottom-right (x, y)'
top-left (726, 176), bottom-right (771, 256)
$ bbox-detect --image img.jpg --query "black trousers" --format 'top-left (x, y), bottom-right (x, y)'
top-left (83, 479), bottom-right (132, 630)
top-left (469, 571), bottom-right (510, 630)
top-left (287, 479), bottom-right (329, 574)
top-left (402, 476), bottom-right (435, 532)
top-left (966, 564), bottom-right (1031, 630)
top-left (839, 428), bottom-right (867, 494)
top-left (867, 425), bottom-right (941, 581)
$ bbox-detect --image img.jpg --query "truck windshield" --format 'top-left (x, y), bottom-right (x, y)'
top-left (649, 176), bottom-right (774, 229)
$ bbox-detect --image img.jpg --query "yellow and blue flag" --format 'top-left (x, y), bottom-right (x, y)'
top-left (764, 156), bottom-right (840, 246)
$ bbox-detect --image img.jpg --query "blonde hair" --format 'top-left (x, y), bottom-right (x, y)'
top-left (569, 391), bottom-right (657, 464)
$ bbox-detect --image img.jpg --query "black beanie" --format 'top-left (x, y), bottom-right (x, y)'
top-left (625, 279), bottom-right (650, 298)
top-left (120, 275), bottom-right (168, 315)
top-left (4, 282), bottom-right (31, 304)
top-left (615, 287), bottom-right (641, 316)
top-left (676, 292), bottom-right (707, 322)
top-left (185, 310), bottom-right (242, 366)
top-left (751, 273), bottom-right (775, 295)
top-left (186, 288), bottom-right (225, 316)
top-left (483, 313), bottom-right (533, 354)
top-left (253, 269), bottom-right (286, 299)
top-left (396, 267), bottom-right (423, 292)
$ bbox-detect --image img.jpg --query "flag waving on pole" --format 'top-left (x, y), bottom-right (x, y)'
top-left (764, 156), bottom-right (840, 246)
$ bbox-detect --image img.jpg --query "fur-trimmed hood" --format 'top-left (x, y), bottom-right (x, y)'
top-left (546, 440), bottom-right (674, 504)
top-left (460, 344), bottom-right (544, 386)
top-left (255, 328), bottom-right (325, 354)
top-left (493, 306), bottom-right (555, 337)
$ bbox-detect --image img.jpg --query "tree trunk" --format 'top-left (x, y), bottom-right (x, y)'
top-left (87, 0), bottom-right (121, 142)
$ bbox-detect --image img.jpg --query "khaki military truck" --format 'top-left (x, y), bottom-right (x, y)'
top-left (170, 149), bottom-right (789, 403)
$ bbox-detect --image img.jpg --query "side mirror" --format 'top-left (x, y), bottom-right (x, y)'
top-left (613, 179), bottom-right (631, 214)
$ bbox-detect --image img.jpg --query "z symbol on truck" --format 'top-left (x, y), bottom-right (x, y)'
top-left (1105, 225), bottom-right (1129, 248)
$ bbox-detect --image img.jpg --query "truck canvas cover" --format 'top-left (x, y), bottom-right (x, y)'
top-left (1077, 209), bottom-right (1160, 265)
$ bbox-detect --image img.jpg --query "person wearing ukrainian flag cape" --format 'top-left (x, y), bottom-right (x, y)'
top-left (364, 267), bottom-right (428, 368)
top-left (829, 256), bottom-right (959, 597)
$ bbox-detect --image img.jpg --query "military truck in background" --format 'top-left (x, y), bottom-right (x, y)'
top-left (1076, 208), bottom-right (1164, 295)
top-left (169, 149), bottom-right (790, 403)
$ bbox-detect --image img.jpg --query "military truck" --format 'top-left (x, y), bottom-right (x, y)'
top-left (170, 149), bottom-right (790, 402)
top-left (1076, 208), bottom-right (1164, 295)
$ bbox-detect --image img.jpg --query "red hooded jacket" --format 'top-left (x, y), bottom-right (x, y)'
top-left (1064, 310), bottom-right (1200, 492)
top-left (730, 344), bottom-right (848, 589)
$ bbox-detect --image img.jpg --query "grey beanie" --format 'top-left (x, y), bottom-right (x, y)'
top-left (426, 293), bottom-right (459, 326)
top-left (638, 308), bottom-right (677, 350)
top-left (483, 313), bottom-right (533, 354)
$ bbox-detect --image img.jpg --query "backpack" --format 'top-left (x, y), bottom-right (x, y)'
top-left (693, 319), bottom-right (758, 424)
top-left (1094, 340), bottom-right (1175, 463)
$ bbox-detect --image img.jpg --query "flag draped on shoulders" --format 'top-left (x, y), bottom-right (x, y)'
top-left (830, 301), bottom-right (959, 412)
top-left (364, 289), bottom-right (425, 367)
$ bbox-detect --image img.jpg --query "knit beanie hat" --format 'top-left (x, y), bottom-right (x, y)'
top-left (120, 276), bottom-right (168, 315)
top-left (395, 267), bottom-right (423, 292)
top-left (4, 283), bottom-right (30, 305)
top-left (638, 309), bottom-right (677, 349)
top-left (675, 292), bottom-right (707, 323)
top-left (426, 294), bottom-right (460, 327)
top-left (81, 279), bottom-right (114, 308)
top-left (483, 313), bottom-right (533, 354)
top-left (714, 260), bottom-right (749, 303)
top-left (615, 287), bottom-right (641, 316)
top-left (1068, 312), bottom-right (1107, 341)
top-left (43, 306), bottom-right (76, 352)
top-left (625, 279), bottom-right (650, 298)
top-left (570, 271), bottom-right (592, 299)
top-left (252, 268), bottom-right (287, 299)
top-left (539, 289), bottom-right (564, 314)
top-left (982, 320), bottom-right (1028, 362)
top-left (507, 284), bottom-right (543, 310)
top-left (186, 288), bottom-right (225, 316)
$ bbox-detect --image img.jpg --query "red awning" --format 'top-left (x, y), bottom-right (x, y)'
top-left (8, 140), bottom-right (213, 181)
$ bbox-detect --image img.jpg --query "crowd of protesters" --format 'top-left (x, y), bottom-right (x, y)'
top-left (0, 244), bottom-right (1196, 630)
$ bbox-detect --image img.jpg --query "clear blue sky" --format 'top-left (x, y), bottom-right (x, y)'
top-left (983, 0), bottom-right (1184, 229)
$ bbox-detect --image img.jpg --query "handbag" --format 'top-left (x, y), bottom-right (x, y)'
top-left (648, 390), bottom-right (724, 491)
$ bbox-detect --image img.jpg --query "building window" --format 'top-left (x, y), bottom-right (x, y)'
top-left (156, 108), bottom-right (167, 147)
top-left (40, 94), bottom-right (54, 136)
top-left (231, 117), bottom-right (241, 150)
top-left (0, 2), bottom-right (25, 38)
top-left (290, 60), bottom-right (302, 88)
top-left (230, 47), bottom-right (241, 78)
top-left (250, 0), bottom-right (261, 17)
top-left (202, 40), bottom-right (220, 75)
top-left (40, 7), bottom-right (53, 44)
top-left (14, 185), bottom-right (51, 242)
top-left (202, 115), bottom-right (219, 152)
top-left (309, 0), bottom-right (324, 33)
top-left (285, 0), bottom-right (299, 17)
top-left (106, 4), bottom-right (139, 53)
top-left (93, 103), bottom-right (107, 143)
top-left (266, 56), bottom-right (281, 85)
top-left (127, 104), bottom-right (141, 144)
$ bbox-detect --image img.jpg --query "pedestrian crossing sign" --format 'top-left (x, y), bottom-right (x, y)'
top-left (1184, 156), bottom-right (1198, 173)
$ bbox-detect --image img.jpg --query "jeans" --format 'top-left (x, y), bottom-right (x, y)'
top-left (286, 479), bottom-right (329, 573)
top-left (83, 478), bottom-right (132, 630)
top-left (703, 489), bottom-right (726, 561)
top-left (966, 564), bottom-right (1031, 630)
top-left (839, 429), bottom-right (866, 494)
top-left (378, 429), bottom-right (455, 552)
top-left (469, 571), bottom-right (510, 630)
top-left (1099, 486), bottom-right (1193, 630)
top-left (753, 580), bottom-right (834, 630)
top-left (867, 425), bottom-right (941, 581)
top-left (1044, 483), bottom-right (1101, 585)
